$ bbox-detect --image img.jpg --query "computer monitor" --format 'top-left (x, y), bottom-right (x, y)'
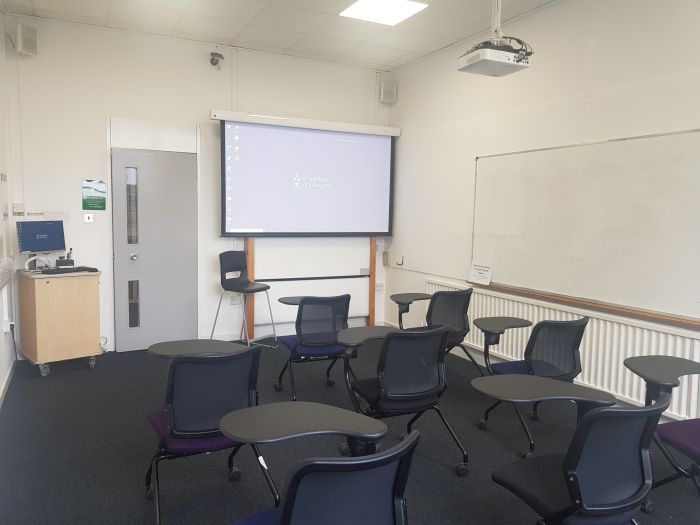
top-left (16, 221), bottom-right (66, 254)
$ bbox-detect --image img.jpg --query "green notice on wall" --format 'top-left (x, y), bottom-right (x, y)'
top-left (82, 180), bottom-right (106, 210)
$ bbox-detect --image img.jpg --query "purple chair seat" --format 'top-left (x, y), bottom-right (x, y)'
top-left (657, 418), bottom-right (700, 462)
top-left (279, 335), bottom-right (345, 358)
top-left (233, 509), bottom-right (278, 525)
top-left (148, 409), bottom-right (238, 453)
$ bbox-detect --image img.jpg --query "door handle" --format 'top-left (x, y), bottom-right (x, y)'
top-left (130, 254), bottom-right (138, 261)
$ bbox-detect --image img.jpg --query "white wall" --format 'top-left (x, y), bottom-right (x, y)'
top-left (3, 16), bottom-right (391, 350)
top-left (385, 0), bottom-right (700, 325)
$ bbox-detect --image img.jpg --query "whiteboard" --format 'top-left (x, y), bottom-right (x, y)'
top-left (472, 130), bottom-right (700, 320)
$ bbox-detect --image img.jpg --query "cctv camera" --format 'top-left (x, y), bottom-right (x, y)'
top-left (210, 52), bottom-right (224, 68)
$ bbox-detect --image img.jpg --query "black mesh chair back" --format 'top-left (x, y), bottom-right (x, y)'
top-left (219, 251), bottom-right (251, 292)
top-left (524, 317), bottom-right (589, 380)
top-left (279, 431), bottom-right (419, 525)
top-left (378, 327), bottom-right (449, 400)
top-left (165, 348), bottom-right (261, 437)
top-left (425, 289), bottom-right (473, 342)
top-left (563, 392), bottom-right (671, 515)
top-left (296, 295), bottom-right (350, 347)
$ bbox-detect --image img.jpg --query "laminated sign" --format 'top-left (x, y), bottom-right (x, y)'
top-left (82, 180), bottom-right (106, 211)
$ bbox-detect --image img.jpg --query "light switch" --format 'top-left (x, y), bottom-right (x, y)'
top-left (84, 213), bottom-right (94, 223)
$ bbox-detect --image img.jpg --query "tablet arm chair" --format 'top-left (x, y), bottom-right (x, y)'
top-left (492, 392), bottom-right (671, 525)
top-left (210, 251), bottom-right (277, 347)
top-left (145, 349), bottom-right (265, 524)
top-left (275, 295), bottom-right (351, 401)
top-left (479, 317), bottom-right (589, 455)
top-left (233, 431), bottom-right (420, 525)
top-left (425, 289), bottom-right (478, 375)
top-left (350, 327), bottom-right (469, 476)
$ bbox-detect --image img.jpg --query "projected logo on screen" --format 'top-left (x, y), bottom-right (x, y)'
top-left (291, 174), bottom-right (333, 190)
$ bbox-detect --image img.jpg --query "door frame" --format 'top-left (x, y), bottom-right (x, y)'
top-left (107, 117), bottom-right (199, 351)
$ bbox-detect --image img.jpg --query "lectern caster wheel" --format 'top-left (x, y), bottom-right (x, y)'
top-left (477, 420), bottom-right (488, 430)
top-left (88, 356), bottom-right (96, 369)
top-left (39, 364), bottom-right (50, 377)
top-left (456, 463), bottom-right (468, 477)
top-left (228, 467), bottom-right (242, 481)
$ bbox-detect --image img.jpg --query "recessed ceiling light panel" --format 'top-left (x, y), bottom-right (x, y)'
top-left (340, 0), bottom-right (428, 26)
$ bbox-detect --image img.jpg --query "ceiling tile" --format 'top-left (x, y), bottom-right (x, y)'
top-left (130, 0), bottom-right (188, 8)
top-left (369, 26), bottom-right (439, 51)
top-left (292, 34), bottom-right (358, 58)
top-left (33, 0), bottom-right (110, 19)
top-left (385, 50), bottom-right (424, 69)
top-left (183, 0), bottom-right (266, 22)
top-left (342, 43), bottom-right (405, 65)
top-left (252, 4), bottom-right (332, 33)
top-left (109, 1), bottom-right (182, 30)
top-left (274, 0), bottom-right (354, 14)
top-left (401, 6), bottom-right (485, 35)
top-left (313, 16), bottom-right (386, 42)
top-left (108, 20), bottom-right (174, 37)
top-left (235, 24), bottom-right (307, 50)
top-left (176, 12), bottom-right (245, 40)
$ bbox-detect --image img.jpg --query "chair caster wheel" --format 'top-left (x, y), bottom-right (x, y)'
top-left (522, 451), bottom-right (534, 459)
top-left (338, 443), bottom-right (351, 456)
top-left (642, 500), bottom-right (654, 514)
top-left (88, 356), bottom-right (96, 369)
top-left (456, 463), bottom-right (468, 477)
top-left (274, 382), bottom-right (283, 391)
top-left (228, 467), bottom-right (242, 481)
top-left (39, 363), bottom-right (50, 377)
top-left (399, 432), bottom-right (408, 441)
top-left (145, 486), bottom-right (153, 500)
top-left (326, 377), bottom-right (335, 386)
top-left (477, 420), bottom-right (488, 430)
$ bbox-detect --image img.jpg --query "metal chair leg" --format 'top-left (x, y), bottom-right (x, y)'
top-left (458, 344), bottom-right (484, 377)
top-left (264, 290), bottom-right (278, 347)
top-left (288, 360), bottom-right (297, 401)
top-left (326, 357), bottom-right (339, 385)
top-left (275, 361), bottom-right (289, 391)
top-left (432, 405), bottom-right (469, 465)
top-left (479, 400), bottom-right (502, 427)
top-left (210, 292), bottom-right (225, 340)
top-left (240, 295), bottom-right (250, 346)
top-left (251, 444), bottom-right (280, 507)
top-left (227, 444), bottom-right (243, 471)
top-left (512, 403), bottom-right (535, 456)
top-left (153, 456), bottom-right (162, 525)
top-left (406, 411), bottom-right (426, 434)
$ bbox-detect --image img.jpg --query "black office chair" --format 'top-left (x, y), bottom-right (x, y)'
top-left (425, 289), bottom-right (479, 374)
top-left (479, 317), bottom-right (589, 454)
top-left (234, 431), bottom-right (420, 525)
top-left (350, 327), bottom-right (469, 476)
top-left (492, 392), bottom-right (671, 525)
top-left (210, 251), bottom-right (277, 347)
top-left (145, 349), bottom-right (265, 524)
top-left (275, 295), bottom-right (351, 401)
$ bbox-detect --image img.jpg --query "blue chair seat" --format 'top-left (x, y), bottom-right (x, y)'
top-left (491, 360), bottom-right (529, 375)
top-left (148, 409), bottom-right (238, 453)
top-left (657, 418), bottom-right (700, 462)
top-left (233, 509), bottom-right (278, 525)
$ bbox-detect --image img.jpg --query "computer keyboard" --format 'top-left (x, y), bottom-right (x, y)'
top-left (41, 266), bottom-right (98, 275)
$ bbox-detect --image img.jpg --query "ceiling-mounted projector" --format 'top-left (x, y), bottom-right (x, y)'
top-left (458, 0), bottom-right (533, 76)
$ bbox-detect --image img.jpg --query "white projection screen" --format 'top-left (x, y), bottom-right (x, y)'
top-left (220, 120), bottom-right (394, 236)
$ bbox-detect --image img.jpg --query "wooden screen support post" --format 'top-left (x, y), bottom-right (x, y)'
top-left (245, 237), bottom-right (255, 340)
top-left (368, 237), bottom-right (377, 326)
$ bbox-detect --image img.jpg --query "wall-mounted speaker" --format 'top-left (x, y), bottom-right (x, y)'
top-left (379, 79), bottom-right (397, 104)
top-left (10, 24), bottom-right (38, 57)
